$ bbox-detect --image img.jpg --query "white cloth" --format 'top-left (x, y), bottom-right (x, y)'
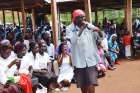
top-left (125, 45), bottom-right (131, 57)
top-left (36, 86), bottom-right (47, 93)
top-left (66, 23), bottom-right (99, 68)
top-left (57, 55), bottom-right (74, 83)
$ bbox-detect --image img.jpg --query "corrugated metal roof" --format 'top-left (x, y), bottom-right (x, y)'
top-left (44, 0), bottom-right (77, 3)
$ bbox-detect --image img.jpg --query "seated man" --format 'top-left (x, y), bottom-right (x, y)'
top-left (0, 40), bottom-right (20, 84)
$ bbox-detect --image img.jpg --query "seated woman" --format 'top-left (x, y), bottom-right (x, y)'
top-left (108, 34), bottom-right (120, 68)
top-left (19, 41), bottom-right (40, 93)
top-left (14, 42), bottom-right (27, 74)
top-left (57, 43), bottom-right (74, 91)
top-left (0, 39), bottom-right (20, 84)
top-left (24, 41), bottom-right (55, 92)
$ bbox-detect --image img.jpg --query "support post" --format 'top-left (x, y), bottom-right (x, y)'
top-left (125, 0), bottom-right (132, 35)
top-left (84, 0), bottom-right (92, 23)
top-left (12, 11), bottom-right (16, 26)
top-left (21, 0), bottom-right (26, 33)
top-left (17, 11), bottom-right (21, 27)
top-left (2, 10), bottom-right (6, 29)
top-left (51, 0), bottom-right (58, 48)
top-left (95, 10), bottom-right (98, 24)
top-left (31, 9), bottom-right (36, 32)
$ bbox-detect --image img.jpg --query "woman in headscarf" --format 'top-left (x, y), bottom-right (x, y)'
top-left (108, 34), bottom-right (119, 68)
top-left (98, 31), bottom-right (115, 70)
top-left (0, 40), bottom-right (20, 84)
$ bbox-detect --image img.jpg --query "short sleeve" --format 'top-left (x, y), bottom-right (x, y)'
top-left (87, 23), bottom-right (96, 30)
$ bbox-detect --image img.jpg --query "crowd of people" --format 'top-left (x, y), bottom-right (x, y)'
top-left (0, 9), bottom-right (135, 93)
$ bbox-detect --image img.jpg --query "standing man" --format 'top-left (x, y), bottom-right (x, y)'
top-left (66, 9), bottom-right (100, 93)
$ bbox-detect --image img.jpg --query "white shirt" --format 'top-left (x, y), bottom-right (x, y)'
top-left (19, 52), bottom-right (50, 74)
top-left (0, 67), bottom-right (7, 84)
top-left (47, 43), bottom-right (55, 59)
top-left (66, 23), bottom-right (99, 68)
top-left (20, 52), bottom-right (40, 70)
top-left (19, 54), bottom-right (32, 74)
top-left (38, 52), bottom-right (51, 69)
top-left (0, 51), bottom-right (17, 76)
top-left (0, 51), bottom-right (17, 84)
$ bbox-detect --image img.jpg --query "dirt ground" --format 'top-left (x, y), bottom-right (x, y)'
top-left (52, 58), bottom-right (140, 93)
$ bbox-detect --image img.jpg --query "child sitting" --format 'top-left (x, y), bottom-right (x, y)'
top-left (96, 41), bottom-right (107, 78)
top-left (122, 31), bottom-right (132, 59)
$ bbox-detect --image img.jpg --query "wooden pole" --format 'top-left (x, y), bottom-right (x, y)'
top-left (57, 3), bottom-right (61, 42)
top-left (125, 0), bottom-right (132, 35)
top-left (2, 10), bottom-right (6, 29)
top-left (51, 0), bottom-right (58, 48)
top-left (139, 8), bottom-right (140, 16)
top-left (12, 11), bottom-right (16, 26)
top-left (0, 11), bottom-right (3, 24)
top-left (84, 0), bottom-right (92, 23)
top-left (21, 0), bottom-right (26, 33)
top-left (31, 9), bottom-right (36, 32)
top-left (17, 11), bottom-right (21, 27)
top-left (95, 10), bottom-right (98, 24)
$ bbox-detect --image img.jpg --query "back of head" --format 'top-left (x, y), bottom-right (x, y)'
top-left (28, 41), bottom-right (36, 52)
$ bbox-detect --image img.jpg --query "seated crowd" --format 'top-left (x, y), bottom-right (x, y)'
top-left (0, 19), bottom-right (133, 93)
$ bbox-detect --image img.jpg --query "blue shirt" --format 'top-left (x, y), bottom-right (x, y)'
top-left (66, 23), bottom-right (99, 68)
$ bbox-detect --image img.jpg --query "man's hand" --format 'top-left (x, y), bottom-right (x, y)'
top-left (8, 59), bottom-right (21, 69)
top-left (93, 26), bottom-right (100, 32)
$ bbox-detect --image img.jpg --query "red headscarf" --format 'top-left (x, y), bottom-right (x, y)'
top-left (72, 9), bottom-right (85, 23)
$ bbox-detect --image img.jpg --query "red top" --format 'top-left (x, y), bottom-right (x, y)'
top-left (123, 35), bottom-right (132, 46)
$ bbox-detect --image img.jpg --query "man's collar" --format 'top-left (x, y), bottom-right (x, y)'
top-left (72, 23), bottom-right (80, 32)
